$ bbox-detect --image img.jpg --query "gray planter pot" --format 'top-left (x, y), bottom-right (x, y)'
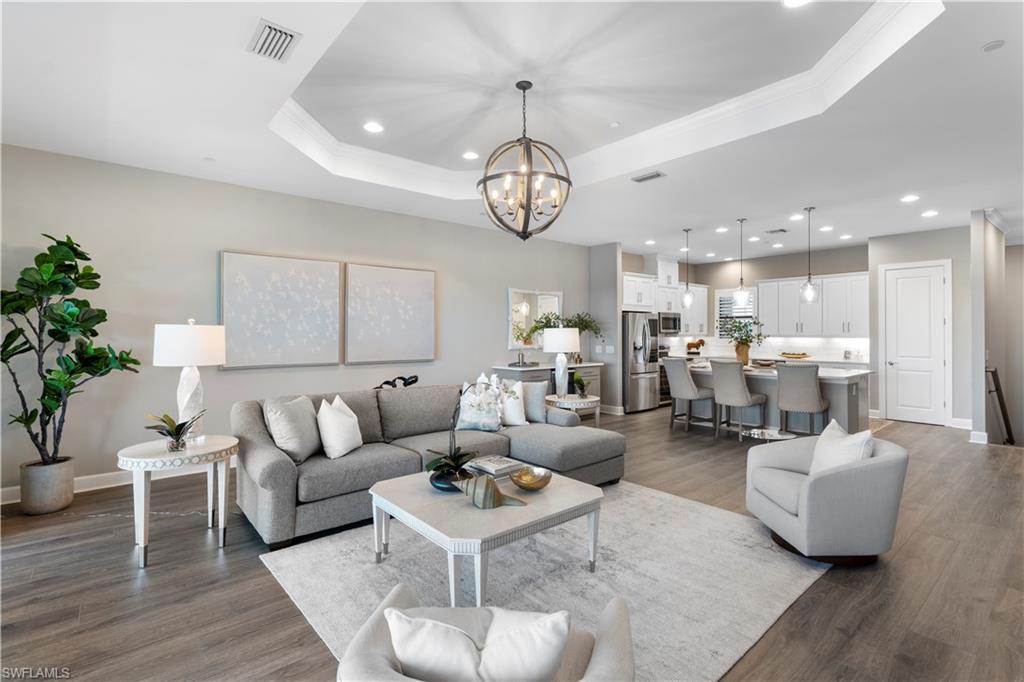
top-left (19, 457), bottom-right (74, 515)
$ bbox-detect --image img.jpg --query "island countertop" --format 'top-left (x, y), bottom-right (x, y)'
top-left (491, 362), bottom-right (604, 372)
top-left (678, 361), bottom-right (872, 385)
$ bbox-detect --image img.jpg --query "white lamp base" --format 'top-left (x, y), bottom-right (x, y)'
top-left (554, 352), bottom-right (569, 398)
top-left (177, 365), bottom-right (204, 439)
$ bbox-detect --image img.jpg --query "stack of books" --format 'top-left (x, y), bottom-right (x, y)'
top-left (466, 455), bottom-right (523, 477)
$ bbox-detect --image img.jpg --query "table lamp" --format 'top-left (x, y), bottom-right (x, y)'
top-left (543, 327), bottom-right (580, 398)
top-left (152, 319), bottom-right (226, 440)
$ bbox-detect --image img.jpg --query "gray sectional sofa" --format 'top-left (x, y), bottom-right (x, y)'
top-left (230, 384), bottom-right (626, 547)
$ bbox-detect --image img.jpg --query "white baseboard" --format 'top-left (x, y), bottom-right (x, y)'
top-left (947, 418), bottom-right (973, 430)
top-left (869, 409), bottom-right (881, 418)
top-left (1, 457), bottom-right (236, 506)
top-left (969, 431), bottom-right (989, 444)
top-left (600, 404), bottom-right (625, 416)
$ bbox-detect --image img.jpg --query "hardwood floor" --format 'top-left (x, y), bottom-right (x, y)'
top-left (2, 410), bottom-right (1021, 681)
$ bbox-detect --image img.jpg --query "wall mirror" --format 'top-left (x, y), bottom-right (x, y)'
top-left (508, 289), bottom-right (562, 350)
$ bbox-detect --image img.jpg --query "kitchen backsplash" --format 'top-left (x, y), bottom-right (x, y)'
top-left (662, 335), bottom-right (870, 363)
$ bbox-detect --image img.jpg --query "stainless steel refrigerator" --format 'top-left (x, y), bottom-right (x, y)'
top-left (622, 312), bottom-right (660, 413)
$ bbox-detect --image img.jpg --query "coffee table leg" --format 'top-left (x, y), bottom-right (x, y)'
top-left (133, 470), bottom-right (151, 568)
top-left (372, 503), bottom-right (385, 564)
top-left (382, 513), bottom-right (390, 556)
top-left (447, 552), bottom-right (460, 607)
top-left (587, 509), bottom-right (600, 572)
top-left (474, 553), bottom-right (488, 607)
top-left (207, 463), bottom-right (217, 528)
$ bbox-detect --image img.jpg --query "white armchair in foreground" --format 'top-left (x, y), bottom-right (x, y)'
top-left (746, 435), bottom-right (909, 564)
top-left (338, 583), bottom-right (634, 682)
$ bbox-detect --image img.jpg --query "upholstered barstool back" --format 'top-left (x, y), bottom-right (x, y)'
top-left (710, 359), bottom-right (766, 441)
top-left (777, 363), bottom-right (829, 434)
top-left (664, 358), bottom-right (714, 431)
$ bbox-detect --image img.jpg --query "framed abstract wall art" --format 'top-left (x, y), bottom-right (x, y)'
top-left (345, 263), bottom-right (436, 364)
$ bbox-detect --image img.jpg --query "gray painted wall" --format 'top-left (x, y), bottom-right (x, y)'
top-left (690, 246), bottom-right (868, 292)
top-left (590, 243), bottom-right (623, 408)
top-left (867, 226), bottom-right (972, 420)
top-left (1005, 245), bottom-right (1024, 443)
top-left (979, 215), bottom-right (1007, 442)
top-left (1, 145), bottom-right (592, 487)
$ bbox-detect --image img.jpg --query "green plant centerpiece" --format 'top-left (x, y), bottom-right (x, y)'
top-left (561, 312), bottom-right (605, 343)
top-left (146, 410), bottom-right (206, 452)
top-left (523, 312), bottom-right (562, 345)
top-left (573, 374), bottom-right (588, 397)
top-left (2, 234), bottom-right (139, 513)
top-left (719, 317), bottom-right (767, 366)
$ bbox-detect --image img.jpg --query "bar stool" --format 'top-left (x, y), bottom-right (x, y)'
top-left (777, 363), bottom-right (830, 434)
top-left (710, 359), bottom-right (766, 442)
top-left (663, 357), bottom-right (715, 431)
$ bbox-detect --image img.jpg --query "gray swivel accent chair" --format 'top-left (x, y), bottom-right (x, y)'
top-left (777, 363), bottom-right (829, 434)
top-left (710, 359), bottom-right (766, 442)
top-left (663, 357), bottom-right (715, 431)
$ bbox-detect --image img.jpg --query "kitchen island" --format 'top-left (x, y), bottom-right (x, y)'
top-left (677, 361), bottom-right (871, 433)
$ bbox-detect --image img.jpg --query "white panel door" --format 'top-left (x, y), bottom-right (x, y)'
top-left (822, 277), bottom-right (848, 337)
top-left (884, 265), bottom-right (945, 424)
top-left (757, 282), bottom-right (780, 336)
top-left (779, 280), bottom-right (802, 335)
top-left (847, 275), bottom-right (869, 337)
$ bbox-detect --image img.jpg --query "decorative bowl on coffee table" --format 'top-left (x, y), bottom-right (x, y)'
top-left (510, 466), bottom-right (552, 491)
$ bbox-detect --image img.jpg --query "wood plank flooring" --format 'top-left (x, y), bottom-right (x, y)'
top-left (2, 410), bottom-right (1021, 681)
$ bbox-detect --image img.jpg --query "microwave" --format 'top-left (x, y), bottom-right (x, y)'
top-left (658, 312), bottom-right (681, 335)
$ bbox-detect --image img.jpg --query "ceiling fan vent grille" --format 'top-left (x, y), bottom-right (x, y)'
top-left (630, 171), bottom-right (665, 183)
top-left (247, 19), bottom-right (301, 62)
top-left (766, 228), bottom-right (789, 234)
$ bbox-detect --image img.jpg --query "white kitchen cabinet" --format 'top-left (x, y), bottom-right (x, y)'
top-left (623, 273), bottom-right (656, 311)
top-left (644, 255), bottom-right (679, 286)
top-left (779, 279), bottom-right (822, 336)
top-left (757, 281), bottom-right (780, 336)
top-left (657, 285), bottom-right (679, 313)
top-left (822, 273), bottom-right (869, 337)
top-left (681, 285), bottom-right (709, 336)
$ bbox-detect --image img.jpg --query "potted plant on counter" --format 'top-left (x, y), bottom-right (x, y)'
top-left (719, 317), bottom-right (767, 366)
top-left (2, 234), bottom-right (140, 514)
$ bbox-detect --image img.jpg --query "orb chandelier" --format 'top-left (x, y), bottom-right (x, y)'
top-left (477, 81), bottom-right (572, 241)
top-left (800, 206), bottom-right (818, 303)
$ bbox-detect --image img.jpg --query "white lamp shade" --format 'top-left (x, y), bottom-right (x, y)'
top-left (543, 327), bottom-right (580, 354)
top-left (152, 324), bottom-right (226, 367)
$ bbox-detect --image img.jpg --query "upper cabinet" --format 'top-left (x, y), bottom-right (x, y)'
top-left (757, 272), bottom-right (867, 338)
top-left (643, 255), bottom-right (679, 286)
top-left (657, 285), bottom-right (679, 313)
top-left (623, 273), bottom-right (656, 311)
top-left (681, 285), bottom-right (709, 336)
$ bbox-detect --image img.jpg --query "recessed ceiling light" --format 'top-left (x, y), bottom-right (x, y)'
top-left (724, 257), bottom-right (734, 261)
top-left (715, 226), bottom-right (729, 233)
top-left (783, 0), bottom-right (812, 7)
top-left (900, 194), bottom-right (919, 203)
top-left (609, 121), bottom-right (622, 128)
top-left (462, 151), bottom-right (479, 160)
top-left (645, 239), bottom-right (656, 245)
top-left (705, 252), bottom-right (716, 258)
top-left (819, 225), bottom-right (833, 232)
top-left (748, 236), bottom-right (760, 242)
top-left (679, 247), bottom-right (690, 252)
top-left (983, 40), bottom-right (1005, 52)
top-left (772, 243), bottom-right (784, 249)
top-left (789, 214), bottom-right (803, 221)
top-left (839, 234), bottom-right (853, 240)
top-left (363, 121), bottom-right (384, 134)
top-left (921, 210), bottom-right (938, 217)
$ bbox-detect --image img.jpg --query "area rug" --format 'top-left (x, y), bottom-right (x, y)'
top-left (261, 481), bottom-right (827, 681)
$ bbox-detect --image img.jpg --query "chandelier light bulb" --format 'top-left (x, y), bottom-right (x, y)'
top-left (682, 287), bottom-right (694, 309)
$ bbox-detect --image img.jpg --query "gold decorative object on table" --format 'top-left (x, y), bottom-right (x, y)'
top-left (455, 475), bottom-right (526, 508)
top-left (510, 465), bottom-right (552, 491)
top-left (779, 352), bottom-right (810, 360)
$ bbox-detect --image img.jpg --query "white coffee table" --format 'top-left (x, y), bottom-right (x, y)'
top-left (369, 471), bottom-right (603, 607)
top-left (117, 435), bottom-right (238, 567)
top-left (546, 393), bottom-right (602, 427)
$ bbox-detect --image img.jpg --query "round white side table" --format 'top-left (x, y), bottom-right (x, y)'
top-left (545, 394), bottom-right (602, 428)
top-left (117, 435), bottom-right (238, 567)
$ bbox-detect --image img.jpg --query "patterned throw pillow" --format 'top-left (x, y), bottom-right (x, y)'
top-left (455, 376), bottom-right (502, 432)
top-left (491, 375), bottom-right (527, 426)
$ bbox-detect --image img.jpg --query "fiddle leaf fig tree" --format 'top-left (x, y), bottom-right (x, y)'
top-left (1, 234), bottom-right (140, 465)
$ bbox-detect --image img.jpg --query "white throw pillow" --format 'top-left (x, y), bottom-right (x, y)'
top-left (809, 419), bottom-right (875, 475)
top-left (316, 395), bottom-right (363, 459)
top-left (384, 606), bottom-right (570, 682)
top-left (492, 376), bottom-right (527, 427)
top-left (263, 396), bottom-right (320, 463)
top-left (456, 378), bottom-right (502, 432)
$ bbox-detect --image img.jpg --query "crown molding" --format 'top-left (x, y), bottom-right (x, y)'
top-left (272, 1), bottom-right (944, 199)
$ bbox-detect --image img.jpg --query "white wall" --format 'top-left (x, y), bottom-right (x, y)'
top-left (1, 145), bottom-right (592, 487)
top-left (868, 226), bottom-right (972, 421)
top-left (1005, 245), bottom-right (1024, 443)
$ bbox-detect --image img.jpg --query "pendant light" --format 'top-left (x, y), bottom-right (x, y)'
top-left (477, 81), bottom-right (572, 241)
top-left (732, 218), bottom-right (751, 307)
top-left (799, 206), bottom-right (817, 303)
top-left (681, 228), bottom-right (694, 309)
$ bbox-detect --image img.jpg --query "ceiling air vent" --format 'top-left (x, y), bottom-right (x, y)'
top-left (630, 171), bottom-right (665, 183)
top-left (766, 228), bottom-right (789, 234)
top-left (247, 19), bottom-right (301, 62)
